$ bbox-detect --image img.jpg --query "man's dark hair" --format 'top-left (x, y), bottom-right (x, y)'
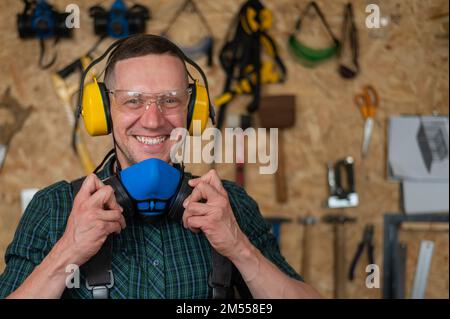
top-left (104, 34), bottom-right (188, 88)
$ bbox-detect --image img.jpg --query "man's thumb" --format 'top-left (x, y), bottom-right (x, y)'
top-left (78, 174), bottom-right (103, 198)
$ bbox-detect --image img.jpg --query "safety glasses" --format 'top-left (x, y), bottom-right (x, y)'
top-left (108, 88), bottom-right (192, 116)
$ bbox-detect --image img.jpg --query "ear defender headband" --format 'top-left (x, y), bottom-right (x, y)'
top-left (77, 35), bottom-right (216, 137)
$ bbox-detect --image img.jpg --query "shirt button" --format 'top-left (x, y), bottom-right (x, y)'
top-left (153, 259), bottom-right (160, 267)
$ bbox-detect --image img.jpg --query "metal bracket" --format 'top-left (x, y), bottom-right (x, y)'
top-left (85, 270), bottom-right (114, 299)
top-left (383, 213), bottom-right (448, 299)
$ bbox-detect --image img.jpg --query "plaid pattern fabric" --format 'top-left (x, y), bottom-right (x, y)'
top-left (0, 158), bottom-right (302, 299)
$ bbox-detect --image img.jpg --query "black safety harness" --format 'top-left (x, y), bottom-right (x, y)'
top-left (215, 0), bottom-right (286, 130)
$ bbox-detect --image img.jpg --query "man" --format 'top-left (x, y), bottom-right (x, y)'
top-left (0, 35), bottom-right (321, 299)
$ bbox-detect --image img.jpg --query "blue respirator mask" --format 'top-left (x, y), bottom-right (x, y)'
top-left (102, 157), bottom-right (193, 223)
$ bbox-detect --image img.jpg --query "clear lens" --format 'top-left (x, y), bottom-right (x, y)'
top-left (109, 88), bottom-right (191, 116)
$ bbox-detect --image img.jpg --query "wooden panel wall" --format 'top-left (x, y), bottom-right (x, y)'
top-left (0, 0), bottom-right (448, 298)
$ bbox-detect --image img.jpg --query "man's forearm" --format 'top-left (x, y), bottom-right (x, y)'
top-left (229, 237), bottom-right (323, 299)
top-left (7, 238), bottom-right (74, 299)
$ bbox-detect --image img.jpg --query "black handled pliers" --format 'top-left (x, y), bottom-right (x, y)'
top-left (348, 224), bottom-right (375, 280)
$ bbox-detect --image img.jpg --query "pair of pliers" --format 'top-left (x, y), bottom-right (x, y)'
top-left (348, 224), bottom-right (375, 280)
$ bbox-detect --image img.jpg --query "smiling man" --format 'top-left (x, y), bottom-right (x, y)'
top-left (0, 34), bottom-right (321, 299)
top-left (107, 51), bottom-right (189, 166)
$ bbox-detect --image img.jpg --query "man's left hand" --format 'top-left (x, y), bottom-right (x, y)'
top-left (182, 169), bottom-right (248, 258)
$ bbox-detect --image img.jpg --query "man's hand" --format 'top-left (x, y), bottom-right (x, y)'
top-left (6, 174), bottom-right (127, 299)
top-left (182, 169), bottom-right (248, 259)
top-left (59, 174), bottom-right (126, 266)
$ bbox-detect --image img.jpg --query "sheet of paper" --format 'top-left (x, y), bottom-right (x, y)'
top-left (388, 116), bottom-right (449, 181)
top-left (402, 180), bottom-right (449, 214)
top-left (21, 188), bottom-right (39, 215)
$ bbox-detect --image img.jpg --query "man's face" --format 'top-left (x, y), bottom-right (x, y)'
top-left (109, 54), bottom-right (188, 169)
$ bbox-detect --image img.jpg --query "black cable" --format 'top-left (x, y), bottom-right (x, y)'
top-left (39, 38), bottom-right (57, 69)
top-left (86, 35), bottom-right (107, 58)
top-left (162, 0), bottom-right (213, 36)
top-left (294, 1), bottom-right (340, 46)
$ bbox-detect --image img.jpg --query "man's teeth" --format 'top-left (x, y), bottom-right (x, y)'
top-left (136, 135), bottom-right (166, 145)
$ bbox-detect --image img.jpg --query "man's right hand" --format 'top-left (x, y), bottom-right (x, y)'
top-left (6, 174), bottom-right (127, 299)
top-left (59, 174), bottom-right (126, 267)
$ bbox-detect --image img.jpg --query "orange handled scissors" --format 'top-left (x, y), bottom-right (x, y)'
top-left (354, 85), bottom-right (379, 157)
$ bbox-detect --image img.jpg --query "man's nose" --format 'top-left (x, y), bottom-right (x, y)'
top-left (139, 101), bottom-right (166, 129)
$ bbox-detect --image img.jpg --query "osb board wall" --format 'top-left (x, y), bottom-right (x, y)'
top-left (0, 0), bottom-right (448, 298)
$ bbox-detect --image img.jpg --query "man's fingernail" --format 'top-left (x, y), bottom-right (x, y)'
top-left (188, 179), bottom-right (195, 185)
top-left (183, 200), bottom-right (189, 208)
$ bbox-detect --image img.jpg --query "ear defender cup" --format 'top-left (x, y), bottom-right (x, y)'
top-left (187, 80), bottom-right (210, 136)
top-left (102, 175), bottom-right (135, 217)
top-left (166, 172), bottom-right (193, 222)
top-left (81, 79), bottom-right (112, 136)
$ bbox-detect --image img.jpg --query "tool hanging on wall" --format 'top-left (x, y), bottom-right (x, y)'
top-left (338, 3), bottom-right (360, 79)
top-left (323, 214), bottom-right (356, 299)
top-left (298, 215), bottom-right (317, 281)
top-left (259, 95), bottom-right (296, 203)
top-left (327, 157), bottom-right (359, 208)
top-left (265, 217), bottom-right (291, 247)
top-left (17, 0), bottom-right (72, 69)
top-left (51, 55), bottom-right (96, 174)
top-left (417, 117), bottom-right (449, 173)
top-left (383, 213), bottom-right (448, 299)
top-left (411, 240), bottom-right (435, 299)
top-left (354, 85), bottom-right (379, 158)
top-left (90, 0), bottom-right (150, 39)
top-left (161, 0), bottom-right (214, 67)
top-left (288, 1), bottom-right (340, 68)
top-left (348, 224), bottom-right (375, 281)
top-left (428, 11), bottom-right (449, 39)
top-left (215, 0), bottom-right (287, 131)
top-left (0, 88), bottom-right (33, 173)
top-left (226, 114), bottom-right (252, 187)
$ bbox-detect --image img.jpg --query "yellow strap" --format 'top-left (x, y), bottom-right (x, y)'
top-left (260, 9), bottom-right (272, 30)
top-left (51, 71), bottom-right (95, 174)
top-left (214, 92), bottom-right (234, 108)
top-left (260, 35), bottom-right (275, 57)
top-left (74, 130), bottom-right (96, 174)
top-left (241, 7), bottom-right (273, 34)
top-left (80, 56), bottom-right (92, 70)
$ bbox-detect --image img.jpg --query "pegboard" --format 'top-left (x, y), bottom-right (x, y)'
top-left (0, 0), bottom-right (448, 298)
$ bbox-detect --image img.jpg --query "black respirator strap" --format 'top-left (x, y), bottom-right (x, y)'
top-left (169, 172), bottom-right (237, 298)
top-left (70, 177), bottom-right (114, 299)
top-left (209, 249), bottom-right (235, 298)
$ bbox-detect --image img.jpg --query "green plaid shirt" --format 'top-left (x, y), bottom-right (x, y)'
top-left (0, 158), bottom-right (302, 298)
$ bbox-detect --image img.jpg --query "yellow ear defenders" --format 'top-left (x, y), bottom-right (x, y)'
top-left (77, 35), bottom-right (216, 137)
